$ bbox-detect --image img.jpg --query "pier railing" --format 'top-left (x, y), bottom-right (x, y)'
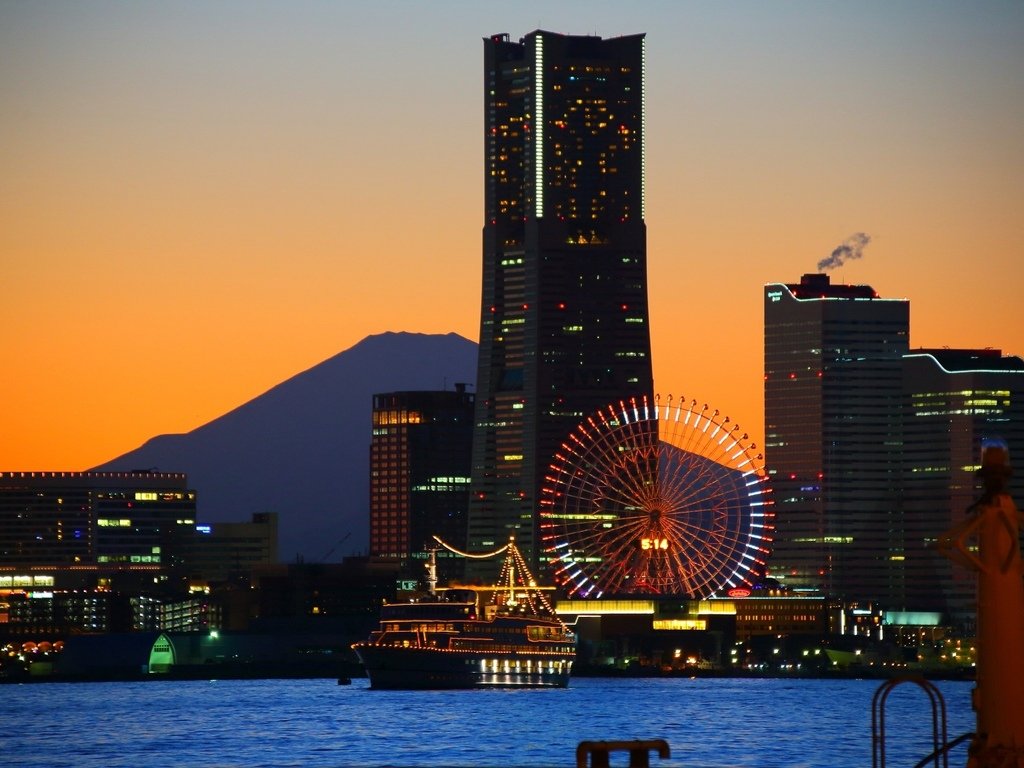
top-left (576, 739), bottom-right (671, 768)
top-left (872, 677), bottom-right (950, 767)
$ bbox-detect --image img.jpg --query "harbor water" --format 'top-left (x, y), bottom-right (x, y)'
top-left (5, 676), bottom-right (975, 767)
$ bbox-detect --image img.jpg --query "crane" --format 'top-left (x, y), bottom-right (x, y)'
top-left (319, 531), bottom-right (351, 563)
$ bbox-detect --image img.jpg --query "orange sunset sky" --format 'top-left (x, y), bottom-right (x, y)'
top-left (2, 1), bottom-right (1023, 471)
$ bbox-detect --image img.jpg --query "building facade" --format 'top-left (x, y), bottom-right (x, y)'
top-left (0, 471), bottom-right (197, 582)
top-left (469, 31), bottom-right (655, 575)
top-left (369, 388), bottom-right (475, 583)
top-left (764, 273), bottom-right (910, 603)
top-left (899, 348), bottom-right (1024, 627)
top-left (186, 512), bottom-right (279, 586)
top-left (1, 590), bottom-right (125, 637)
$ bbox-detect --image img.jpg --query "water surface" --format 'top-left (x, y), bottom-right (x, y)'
top-left (4, 676), bottom-right (975, 767)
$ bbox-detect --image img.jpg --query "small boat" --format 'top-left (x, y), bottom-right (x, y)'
top-left (352, 538), bottom-right (575, 689)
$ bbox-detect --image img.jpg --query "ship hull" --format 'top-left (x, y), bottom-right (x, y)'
top-left (353, 645), bottom-right (572, 690)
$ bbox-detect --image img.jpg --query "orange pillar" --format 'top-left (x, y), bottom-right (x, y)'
top-left (937, 441), bottom-right (1024, 767)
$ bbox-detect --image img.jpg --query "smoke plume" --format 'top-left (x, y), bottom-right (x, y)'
top-left (817, 232), bottom-right (871, 271)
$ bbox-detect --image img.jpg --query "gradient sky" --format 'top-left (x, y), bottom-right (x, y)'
top-left (3, 1), bottom-right (1022, 471)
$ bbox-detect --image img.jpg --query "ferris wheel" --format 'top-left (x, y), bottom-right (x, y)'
top-left (539, 395), bottom-right (773, 599)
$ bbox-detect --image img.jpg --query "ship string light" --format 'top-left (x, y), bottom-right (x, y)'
top-left (539, 394), bottom-right (773, 599)
top-left (432, 535), bottom-right (509, 559)
top-left (432, 535), bottom-right (561, 620)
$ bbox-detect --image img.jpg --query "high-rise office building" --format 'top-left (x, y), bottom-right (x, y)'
top-left (900, 348), bottom-right (1024, 627)
top-left (764, 273), bottom-right (910, 603)
top-left (0, 471), bottom-right (197, 579)
top-left (369, 387), bottom-right (475, 583)
top-left (468, 31), bottom-right (654, 574)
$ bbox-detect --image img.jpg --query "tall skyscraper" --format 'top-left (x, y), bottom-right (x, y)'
top-left (900, 348), bottom-right (1024, 628)
top-left (369, 387), bottom-right (475, 583)
top-left (468, 31), bottom-right (654, 574)
top-left (764, 273), bottom-right (910, 604)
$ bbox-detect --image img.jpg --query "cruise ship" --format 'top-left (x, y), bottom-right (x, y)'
top-left (352, 538), bottom-right (575, 689)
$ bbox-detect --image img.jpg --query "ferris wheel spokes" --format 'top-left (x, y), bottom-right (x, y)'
top-left (540, 394), bottom-right (774, 599)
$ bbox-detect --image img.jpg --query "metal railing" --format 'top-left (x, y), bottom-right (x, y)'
top-left (872, 676), bottom-right (971, 768)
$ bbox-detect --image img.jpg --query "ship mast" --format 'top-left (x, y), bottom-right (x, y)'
top-left (428, 534), bottom-right (563, 621)
top-left (425, 547), bottom-right (438, 596)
